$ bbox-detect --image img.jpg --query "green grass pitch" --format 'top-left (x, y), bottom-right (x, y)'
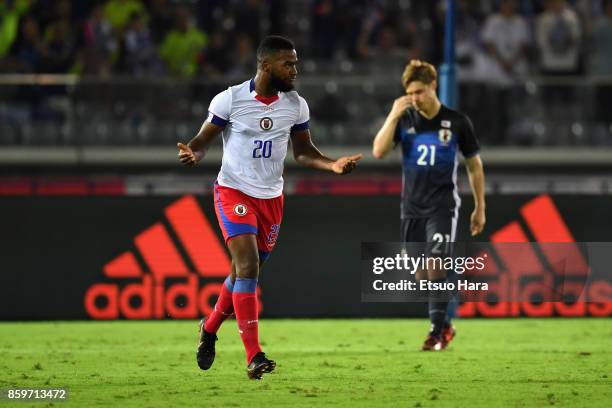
top-left (0, 319), bottom-right (610, 407)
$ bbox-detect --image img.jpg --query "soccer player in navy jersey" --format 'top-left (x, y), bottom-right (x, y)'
top-left (372, 60), bottom-right (486, 351)
top-left (178, 35), bottom-right (362, 379)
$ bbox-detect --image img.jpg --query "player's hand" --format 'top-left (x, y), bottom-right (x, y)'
top-left (470, 208), bottom-right (486, 236)
top-left (177, 142), bottom-right (204, 167)
top-left (331, 154), bottom-right (362, 174)
top-left (390, 96), bottom-right (412, 120)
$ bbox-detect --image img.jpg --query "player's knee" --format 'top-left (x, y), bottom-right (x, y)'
top-left (415, 269), bottom-right (427, 282)
top-left (428, 268), bottom-right (446, 281)
top-left (234, 258), bottom-right (259, 279)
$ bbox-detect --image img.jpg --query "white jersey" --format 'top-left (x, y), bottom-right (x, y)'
top-left (207, 79), bottom-right (310, 198)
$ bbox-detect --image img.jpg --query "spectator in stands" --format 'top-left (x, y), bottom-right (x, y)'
top-left (36, 0), bottom-right (77, 74)
top-left (591, 0), bottom-right (612, 77)
top-left (481, 0), bottom-right (530, 86)
top-left (104, 0), bottom-right (146, 31)
top-left (591, 0), bottom-right (612, 123)
top-left (355, 1), bottom-right (389, 60)
top-left (0, 14), bottom-right (44, 73)
top-left (311, 0), bottom-right (338, 59)
top-left (535, 0), bottom-right (582, 106)
top-left (51, 0), bottom-right (72, 22)
top-left (199, 30), bottom-right (231, 78)
top-left (35, 0), bottom-right (75, 36)
top-left (358, 24), bottom-right (419, 75)
top-left (41, 18), bottom-right (77, 73)
top-left (536, 0), bottom-right (582, 76)
top-left (455, 0), bottom-right (487, 80)
top-left (194, 0), bottom-right (226, 34)
top-left (232, 0), bottom-right (264, 45)
top-left (0, 0), bottom-right (31, 58)
top-left (227, 33), bottom-right (255, 78)
top-left (428, 0), bottom-right (483, 67)
top-left (159, 5), bottom-right (207, 78)
top-left (480, 0), bottom-right (530, 144)
top-left (39, 8), bottom-right (77, 118)
top-left (30, 0), bottom-right (70, 35)
top-left (356, 2), bottom-right (420, 72)
top-left (148, 0), bottom-right (173, 45)
top-left (356, 1), bottom-right (420, 71)
top-left (334, 0), bottom-right (369, 60)
top-left (119, 11), bottom-right (163, 76)
top-left (454, 0), bottom-right (493, 144)
top-left (80, 4), bottom-right (117, 76)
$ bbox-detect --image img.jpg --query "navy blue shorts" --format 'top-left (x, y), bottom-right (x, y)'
top-left (400, 214), bottom-right (457, 257)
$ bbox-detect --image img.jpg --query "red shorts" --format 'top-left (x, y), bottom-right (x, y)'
top-left (213, 182), bottom-right (284, 261)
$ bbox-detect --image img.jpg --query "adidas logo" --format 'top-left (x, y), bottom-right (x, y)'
top-left (84, 195), bottom-right (261, 319)
top-left (458, 194), bottom-right (611, 317)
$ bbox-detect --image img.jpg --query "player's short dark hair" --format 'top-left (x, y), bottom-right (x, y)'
top-left (257, 35), bottom-right (295, 62)
top-left (401, 59), bottom-right (437, 89)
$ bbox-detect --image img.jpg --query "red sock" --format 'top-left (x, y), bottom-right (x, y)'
top-left (233, 278), bottom-right (261, 363)
top-left (204, 276), bottom-right (234, 334)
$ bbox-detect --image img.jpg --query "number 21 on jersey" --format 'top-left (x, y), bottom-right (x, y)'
top-left (416, 144), bottom-right (436, 166)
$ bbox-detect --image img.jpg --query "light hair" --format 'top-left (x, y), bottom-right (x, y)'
top-left (401, 60), bottom-right (437, 89)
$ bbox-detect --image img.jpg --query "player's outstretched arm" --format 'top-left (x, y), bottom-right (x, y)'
top-left (372, 95), bottom-right (411, 159)
top-left (177, 122), bottom-right (224, 167)
top-left (291, 129), bottom-right (362, 174)
top-left (465, 154), bottom-right (486, 236)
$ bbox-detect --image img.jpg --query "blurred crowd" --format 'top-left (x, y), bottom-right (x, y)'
top-left (0, 0), bottom-right (611, 80)
top-left (312, 0), bottom-right (612, 81)
top-left (0, 0), bottom-right (286, 78)
top-left (1, 0), bottom-right (612, 147)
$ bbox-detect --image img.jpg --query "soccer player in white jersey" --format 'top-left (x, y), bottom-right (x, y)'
top-left (177, 35), bottom-right (362, 379)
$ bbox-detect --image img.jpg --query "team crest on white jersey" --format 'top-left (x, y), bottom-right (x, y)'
top-left (211, 79), bottom-right (310, 198)
top-left (234, 204), bottom-right (248, 216)
top-left (260, 117), bottom-right (273, 131)
top-left (438, 129), bottom-right (452, 145)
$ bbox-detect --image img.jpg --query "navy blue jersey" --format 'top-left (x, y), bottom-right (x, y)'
top-left (394, 104), bottom-right (480, 218)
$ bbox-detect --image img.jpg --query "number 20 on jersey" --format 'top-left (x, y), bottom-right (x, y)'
top-left (253, 140), bottom-right (272, 158)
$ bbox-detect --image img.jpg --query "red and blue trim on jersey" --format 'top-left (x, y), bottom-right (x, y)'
top-left (248, 78), bottom-right (309, 131)
top-left (249, 78), bottom-right (279, 105)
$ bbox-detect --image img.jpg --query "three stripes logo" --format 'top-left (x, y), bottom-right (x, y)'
top-left (85, 195), bottom-right (247, 319)
top-left (458, 194), bottom-right (611, 317)
top-left (85, 193), bottom-right (610, 319)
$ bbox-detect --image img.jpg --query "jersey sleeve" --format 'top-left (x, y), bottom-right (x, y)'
top-left (393, 121), bottom-right (402, 146)
top-left (206, 89), bottom-right (231, 127)
top-left (291, 96), bottom-right (310, 132)
top-left (458, 115), bottom-right (480, 158)
top-left (393, 112), bottom-right (410, 147)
